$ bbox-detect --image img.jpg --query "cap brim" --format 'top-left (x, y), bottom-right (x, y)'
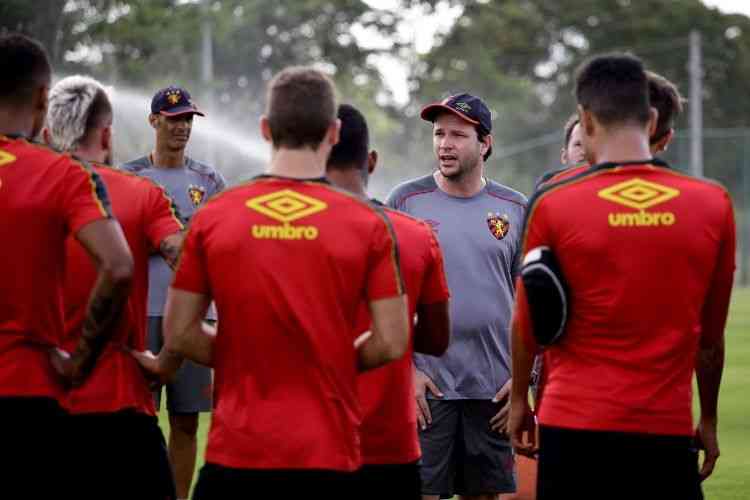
top-left (420, 103), bottom-right (479, 126)
top-left (159, 106), bottom-right (205, 117)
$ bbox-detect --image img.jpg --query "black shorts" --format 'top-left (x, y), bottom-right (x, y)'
top-left (193, 463), bottom-right (356, 500)
top-left (538, 425), bottom-right (703, 500)
top-left (1, 396), bottom-right (66, 496)
top-left (419, 399), bottom-right (516, 497)
top-left (352, 461), bottom-right (421, 500)
top-left (66, 409), bottom-right (176, 499)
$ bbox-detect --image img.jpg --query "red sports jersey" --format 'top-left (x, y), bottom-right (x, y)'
top-left (63, 163), bottom-right (183, 415)
top-left (538, 164), bottom-right (590, 190)
top-left (0, 135), bottom-right (111, 402)
top-left (172, 177), bottom-right (405, 471)
top-left (516, 160), bottom-right (735, 436)
top-left (357, 205), bottom-right (450, 465)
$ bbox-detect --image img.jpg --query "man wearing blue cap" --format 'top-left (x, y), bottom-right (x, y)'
top-left (121, 85), bottom-right (225, 500)
top-left (387, 94), bottom-right (527, 500)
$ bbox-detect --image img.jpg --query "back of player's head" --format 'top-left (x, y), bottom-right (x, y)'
top-left (46, 75), bottom-right (112, 151)
top-left (0, 33), bottom-right (52, 107)
top-left (647, 71), bottom-right (685, 144)
top-left (575, 53), bottom-right (650, 128)
top-left (327, 104), bottom-right (369, 171)
top-left (563, 113), bottom-right (580, 149)
top-left (266, 66), bottom-right (337, 150)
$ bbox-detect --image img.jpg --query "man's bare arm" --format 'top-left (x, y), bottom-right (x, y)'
top-left (162, 287), bottom-right (214, 368)
top-left (413, 301), bottom-right (450, 356)
top-left (508, 284), bottom-right (540, 457)
top-left (158, 232), bottom-right (184, 270)
top-left (358, 295), bottom-right (409, 372)
top-left (53, 219), bottom-right (133, 385)
top-left (696, 338), bottom-right (725, 421)
top-left (695, 337), bottom-right (725, 480)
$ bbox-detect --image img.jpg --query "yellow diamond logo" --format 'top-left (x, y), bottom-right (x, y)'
top-left (246, 189), bottom-right (327, 223)
top-left (598, 178), bottom-right (679, 210)
top-left (0, 150), bottom-right (16, 167)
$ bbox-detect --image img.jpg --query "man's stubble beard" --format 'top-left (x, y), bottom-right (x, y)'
top-left (438, 151), bottom-right (481, 183)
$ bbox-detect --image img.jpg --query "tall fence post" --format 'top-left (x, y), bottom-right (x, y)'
top-left (742, 135), bottom-right (749, 286)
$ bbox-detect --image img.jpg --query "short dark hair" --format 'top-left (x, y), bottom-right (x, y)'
top-left (266, 66), bottom-right (337, 150)
top-left (478, 129), bottom-right (491, 161)
top-left (575, 53), bottom-right (650, 128)
top-left (0, 33), bottom-right (51, 106)
top-left (563, 113), bottom-right (580, 149)
top-left (327, 104), bottom-right (369, 172)
top-left (647, 71), bottom-right (685, 144)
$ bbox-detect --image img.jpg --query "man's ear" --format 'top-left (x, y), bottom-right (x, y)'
top-left (328, 118), bottom-right (341, 147)
top-left (647, 106), bottom-right (659, 139)
top-left (260, 115), bottom-right (272, 143)
top-left (35, 84), bottom-right (49, 116)
top-left (653, 128), bottom-right (674, 153)
top-left (560, 147), bottom-right (568, 166)
top-left (481, 134), bottom-right (493, 156)
top-left (578, 105), bottom-right (595, 138)
top-left (368, 150), bottom-right (378, 176)
top-left (148, 114), bottom-right (159, 129)
top-left (101, 125), bottom-right (112, 152)
top-left (42, 127), bottom-right (52, 146)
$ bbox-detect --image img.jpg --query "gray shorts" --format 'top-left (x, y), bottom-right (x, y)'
top-left (419, 399), bottom-right (516, 497)
top-left (148, 316), bottom-right (212, 414)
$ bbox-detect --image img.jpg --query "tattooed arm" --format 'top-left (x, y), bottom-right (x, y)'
top-left (50, 219), bottom-right (133, 386)
top-left (159, 232), bottom-right (185, 269)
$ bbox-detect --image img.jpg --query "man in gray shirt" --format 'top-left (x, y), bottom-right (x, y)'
top-left (387, 93), bottom-right (526, 500)
top-left (121, 85), bottom-right (225, 500)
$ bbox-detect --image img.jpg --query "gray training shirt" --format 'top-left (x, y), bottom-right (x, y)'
top-left (120, 155), bottom-right (226, 317)
top-left (387, 173), bottom-right (527, 400)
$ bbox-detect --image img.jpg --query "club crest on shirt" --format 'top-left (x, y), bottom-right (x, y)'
top-left (487, 212), bottom-right (510, 240)
top-left (188, 184), bottom-right (207, 207)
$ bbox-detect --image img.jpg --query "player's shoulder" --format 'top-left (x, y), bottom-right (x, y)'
top-left (186, 157), bottom-right (221, 178)
top-left (6, 135), bottom-right (76, 171)
top-left (94, 161), bottom-right (166, 192)
top-left (485, 179), bottom-right (528, 208)
top-left (535, 165), bottom-right (589, 191)
top-left (119, 155), bottom-right (151, 173)
top-left (383, 204), bottom-right (431, 232)
top-left (535, 167), bottom-right (567, 190)
top-left (661, 168), bottom-right (733, 210)
top-left (386, 174), bottom-right (439, 207)
top-left (663, 167), bottom-right (730, 194)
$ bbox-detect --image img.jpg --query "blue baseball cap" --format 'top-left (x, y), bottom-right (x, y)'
top-left (421, 93), bottom-right (493, 158)
top-left (150, 86), bottom-right (204, 117)
top-left (420, 93), bottom-right (492, 135)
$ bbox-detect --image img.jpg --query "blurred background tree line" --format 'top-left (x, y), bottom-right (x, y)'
top-left (3, 0), bottom-right (750, 280)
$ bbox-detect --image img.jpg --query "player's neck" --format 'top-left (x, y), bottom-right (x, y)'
top-left (268, 147), bottom-right (327, 179)
top-left (434, 165), bottom-right (486, 198)
top-left (72, 144), bottom-right (107, 164)
top-left (592, 129), bottom-right (652, 165)
top-left (325, 167), bottom-right (367, 197)
top-left (151, 147), bottom-right (185, 168)
top-left (0, 109), bottom-right (36, 139)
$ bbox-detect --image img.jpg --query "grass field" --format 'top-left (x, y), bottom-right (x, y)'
top-left (159, 288), bottom-right (750, 498)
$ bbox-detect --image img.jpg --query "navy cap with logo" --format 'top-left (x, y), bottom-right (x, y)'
top-left (151, 86), bottom-right (205, 117)
top-left (421, 93), bottom-right (492, 157)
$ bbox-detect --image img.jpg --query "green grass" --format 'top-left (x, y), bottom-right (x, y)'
top-left (701, 287), bottom-right (750, 499)
top-left (158, 288), bottom-right (750, 498)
